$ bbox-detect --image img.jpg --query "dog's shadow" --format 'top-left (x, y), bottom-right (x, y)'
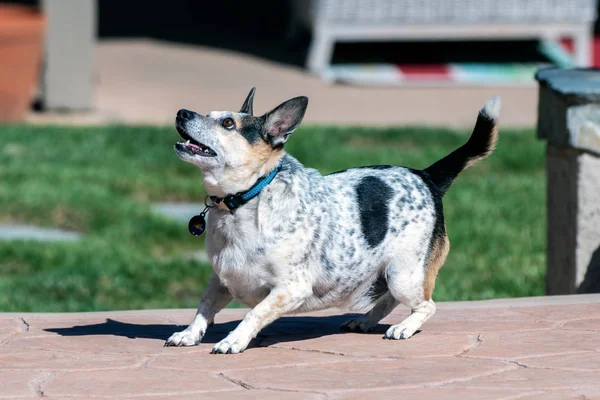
top-left (45, 314), bottom-right (392, 347)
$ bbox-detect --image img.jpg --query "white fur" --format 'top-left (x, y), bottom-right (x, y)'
top-left (482, 96), bottom-right (502, 121)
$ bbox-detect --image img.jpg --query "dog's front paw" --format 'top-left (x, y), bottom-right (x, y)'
top-left (384, 323), bottom-right (417, 340)
top-left (164, 326), bottom-right (204, 347)
top-left (211, 332), bottom-right (250, 354)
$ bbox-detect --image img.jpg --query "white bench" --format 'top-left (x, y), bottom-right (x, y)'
top-left (293, 0), bottom-right (598, 76)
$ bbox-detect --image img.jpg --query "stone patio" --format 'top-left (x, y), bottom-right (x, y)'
top-left (27, 39), bottom-right (539, 128)
top-left (1, 294), bottom-right (599, 399)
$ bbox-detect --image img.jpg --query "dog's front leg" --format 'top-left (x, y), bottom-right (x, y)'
top-left (165, 273), bottom-right (232, 346)
top-left (211, 285), bottom-right (310, 354)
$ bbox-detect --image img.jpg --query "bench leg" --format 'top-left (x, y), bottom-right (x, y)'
top-left (573, 26), bottom-right (593, 67)
top-left (306, 27), bottom-right (335, 75)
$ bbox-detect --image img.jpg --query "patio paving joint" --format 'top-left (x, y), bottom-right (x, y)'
top-left (457, 333), bottom-right (483, 357)
top-left (426, 365), bottom-right (519, 390)
top-left (270, 344), bottom-right (350, 357)
top-left (509, 360), bottom-right (529, 369)
top-left (218, 372), bottom-right (254, 390)
top-left (20, 317), bottom-right (30, 333)
top-left (137, 356), bottom-right (156, 369)
top-left (29, 371), bottom-right (55, 398)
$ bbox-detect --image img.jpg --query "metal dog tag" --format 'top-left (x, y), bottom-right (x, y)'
top-left (188, 214), bottom-right (206, 236)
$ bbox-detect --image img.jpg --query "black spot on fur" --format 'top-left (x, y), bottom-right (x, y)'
top-left (238, 115), bottom-right (264, 144)
top-left (397, 196), bottom-right (408, 209)
top-left (356, 176), bottom-right (393, 248)
top-left (320, 253), bottom-right (335, 272)
top-left (368, 273), bottom-right (388, 301)
top-left (347, 246), bottom-right (355, 258)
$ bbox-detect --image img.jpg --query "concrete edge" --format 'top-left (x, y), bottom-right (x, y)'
top-left (2, 294), bottom-right (600, 318)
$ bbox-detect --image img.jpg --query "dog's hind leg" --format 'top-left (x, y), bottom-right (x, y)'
top-left (384, 233), bottom-right (449, 340)
top-left (384, 297), bottom-right (436, 340)
top-left (340, 293), bottom-right (399, 333)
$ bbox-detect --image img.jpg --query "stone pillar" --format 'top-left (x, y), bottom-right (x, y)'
top-left (41, 0), bottom-right (96, 110)
top-left (536, 68), bottom-right (600, 295)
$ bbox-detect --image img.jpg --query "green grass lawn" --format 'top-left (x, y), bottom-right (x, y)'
top-left (0, 124), bottom-right (545, 312)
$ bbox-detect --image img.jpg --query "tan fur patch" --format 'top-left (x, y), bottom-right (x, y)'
top-left (222, 140), bottom-right (283, 187)
top-left (214, 114), bottom-right (284, 199)
top-left (256, 291), bottom-right (291, 327)
top-left (423, 231), bottom-right (450, 300)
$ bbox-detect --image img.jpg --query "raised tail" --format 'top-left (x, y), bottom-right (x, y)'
top-left (424, 96), bottom-right (501, 196)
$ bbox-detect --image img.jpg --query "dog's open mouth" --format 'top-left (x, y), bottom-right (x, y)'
top-left (175, 127), bottom-right (217, 157)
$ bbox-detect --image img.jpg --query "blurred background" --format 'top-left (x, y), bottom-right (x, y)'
top-left (0, 0), bottom-right (598, 311)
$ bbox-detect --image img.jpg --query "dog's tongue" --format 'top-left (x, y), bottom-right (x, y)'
top-left (186, 140), bottom-right (201, 150)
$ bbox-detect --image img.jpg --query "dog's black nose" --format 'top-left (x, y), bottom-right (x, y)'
top-left (177, 109), bottom-right (194, 120)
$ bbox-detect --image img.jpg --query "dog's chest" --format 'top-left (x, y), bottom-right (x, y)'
top-left (205, 210), bottom-right (273, 306)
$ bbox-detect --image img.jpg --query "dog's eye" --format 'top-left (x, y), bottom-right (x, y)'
top-left (222, 118), bottom-right (235, 130)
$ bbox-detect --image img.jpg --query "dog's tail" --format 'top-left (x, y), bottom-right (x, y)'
top-left (423, 96), bottom-right (501, 196)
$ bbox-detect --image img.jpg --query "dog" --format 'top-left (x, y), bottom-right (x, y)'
top-left (165, 88), bottom-right (500, 354)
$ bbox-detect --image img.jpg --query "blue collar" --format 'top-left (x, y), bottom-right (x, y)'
top-left (188, 161), bottom-right (283, 236)
top-left (211, 161), bottom-right (283, 211)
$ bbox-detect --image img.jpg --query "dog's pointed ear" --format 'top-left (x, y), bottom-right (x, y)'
top-left (240, 87), bottom-right (256, 115)
top-left (263, 96), bottom-right (308, 147)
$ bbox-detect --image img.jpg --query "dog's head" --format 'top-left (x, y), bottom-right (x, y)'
top-left (174, 88), bottom-right (308, 195)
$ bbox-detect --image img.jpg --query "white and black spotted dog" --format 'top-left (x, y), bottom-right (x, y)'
top-left (165, 88), bottom-right (501, 354)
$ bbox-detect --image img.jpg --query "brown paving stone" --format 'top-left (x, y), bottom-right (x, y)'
top-left (447, 367), bottom-right (600, 391)
top-left (0, 350), bottom-right (142, 371)
top-left (465, 329), bottom-right (600, 359)
top-left (73, 40), bottom-right (538, 128)
top-left (0, 318), bottom-right (29, 350)
top-left (224, 357), bottom-right (512, 392)
top-left (44, 369), bottom-right (241, 398)
top-left (518, 351), bottom-right (600, 371)
top-left (0, 370), bottom-right (41, 398)
top-left (0, 318), bottom-right (20, 341)
top-left (264, 331), bottom-right (474, 358)
top-left (101, 390), bottom-right (326, 400)
top-left (509, 303), bottom-right (600, 321)
top-left (330, 387), bottom-right (539, 400)
top-left (387, 306), bottom-right (539, 322)
top-left (2, 295), bottom-right (600, 398)
top-left (223, 390), bottom-right (326, 400)
top-left (407, 316), bottom-right (557, 334)
top-left (17, 315), bottom-right (183, 337)
top-left (152, 347), bottom-right (350, 372)
top-left (561, 317), bottom-right (600, 331)
top-left (519, 388), bottom-right (600, 400)
top-left (4, 335), bottom-right (198, 356)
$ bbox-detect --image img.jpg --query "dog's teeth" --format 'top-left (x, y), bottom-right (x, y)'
top-left (185, 140), bottom-right (190, 146)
